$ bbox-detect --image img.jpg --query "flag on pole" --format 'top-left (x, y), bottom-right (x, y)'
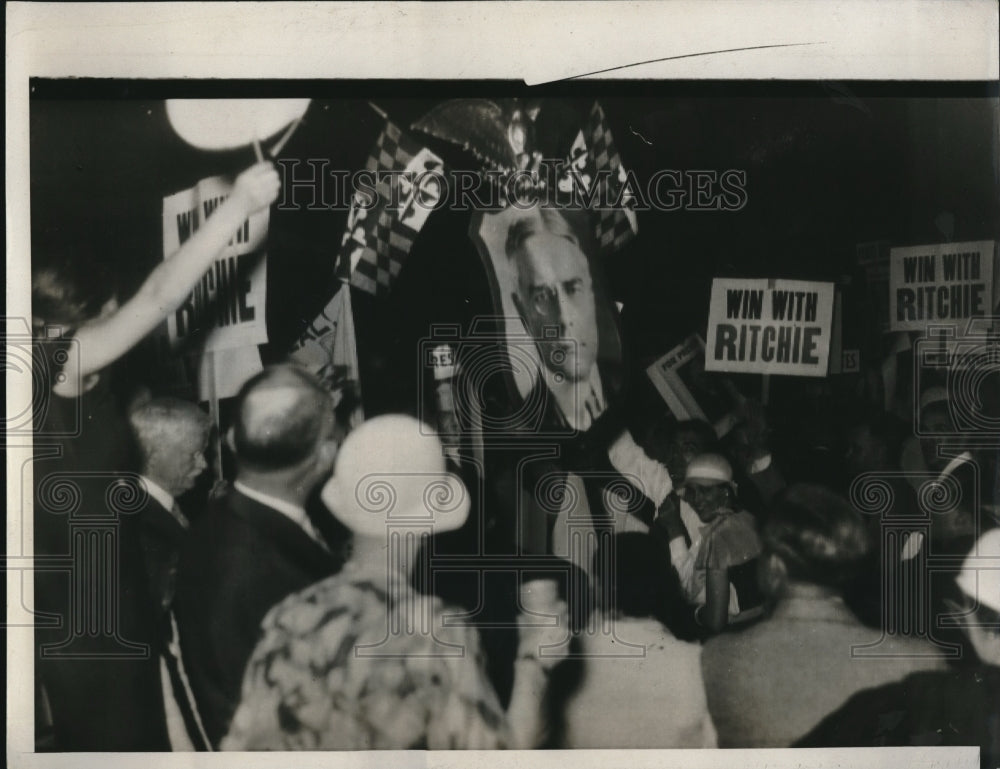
top-left (559, 101), bottom-right (638, 254)
top-left (289, 284), bottom-right (361, 395)
top-left (335, 121), bottom-right (445, 295)
top-left (197, 345), bottom-right (264, 402)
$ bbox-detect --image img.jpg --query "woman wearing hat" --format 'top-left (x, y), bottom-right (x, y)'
top-left (223, 415), bottom-right (569, 750)
top-left (675, 453), bottom-right (764, 633)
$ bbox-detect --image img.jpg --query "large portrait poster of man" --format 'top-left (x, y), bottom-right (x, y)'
top-left (470, 202), bottom-right (624, 433)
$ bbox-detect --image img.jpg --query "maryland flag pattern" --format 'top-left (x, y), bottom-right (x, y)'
top-left (561, 101), bottom-right (638, 254)
top-left (336, 122), bottom-right (444, 295)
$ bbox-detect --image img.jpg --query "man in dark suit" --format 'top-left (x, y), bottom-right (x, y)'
top-left (506, 209), bottom-right (607, 433)
top-left (175, 365), bottom-right (343, 748)
top-left (503, 208), bottom-right (676, 576)
top-left (129, 396), bottom-right (214, 750)
top-left (797, 528), bottom-right (1000, 769)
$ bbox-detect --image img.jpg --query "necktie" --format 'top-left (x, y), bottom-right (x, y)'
top-left (298, 514), bottom-right (330, 552)
top-left (162, 612), bottom-right (211, 750)
top-left (169, 501), bottom-right (190, 531)
top-left (579, 382), bottom-right (605, 430)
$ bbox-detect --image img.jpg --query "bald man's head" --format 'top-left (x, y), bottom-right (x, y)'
top-left (232, 365), bottom-right (335, 473)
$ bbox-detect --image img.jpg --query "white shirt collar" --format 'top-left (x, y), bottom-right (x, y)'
top-left (937, 451), bottom-right (974, 483)
top-left (140, 475), bottom-right (175, 514)
top-left (139, 475), bottom-right (189, 529)
top-left (749, 453), bottom-right (773, 475)
top-left (234, 480), bottom-right (312, 532)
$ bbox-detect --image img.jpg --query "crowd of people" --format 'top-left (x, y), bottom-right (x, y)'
top-left (29, 160), bottom-right (999, 763)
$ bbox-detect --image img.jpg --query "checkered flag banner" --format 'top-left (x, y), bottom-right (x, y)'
top-left (335, 121), bottom-right (445, 295)
top-left (562, 101), bottom-right (638, 254)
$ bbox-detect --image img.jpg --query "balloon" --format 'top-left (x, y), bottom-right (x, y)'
top-left (166, 99), bottom-right (311, 151)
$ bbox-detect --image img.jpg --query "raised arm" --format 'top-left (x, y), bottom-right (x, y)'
top-left (505, 598), bottom-right (570, 748)
top-left (698, 567), bottom-right (731, 633)
top-left (54, 163), bottom-right (280, 396)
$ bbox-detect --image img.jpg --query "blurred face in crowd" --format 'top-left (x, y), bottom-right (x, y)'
top-left (920, 404), bottom-right (953, 473)
top-left (684, 481), bottom-right (731, 524)
top-left (844, 425), bottom-right (886, 476)
top-left (665, 428), bottom-right (712, 486)
top-left (727, 422), bottom-right (758, 476)
top-left (513, 230), bottom-right (599, 383)
top-left (152, 421), bottom-right (211, 497)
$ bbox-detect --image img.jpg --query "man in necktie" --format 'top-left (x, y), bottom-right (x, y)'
top-left (506, 208), bottom-right (605, 432)
top-left (506, 208), bottom-right (664, 557)
top-left (175, 365), bottom-right (344, 748)
top-left (129, 396), bottom-right (214, 750)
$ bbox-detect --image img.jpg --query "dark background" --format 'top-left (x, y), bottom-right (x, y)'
top-left (27, 79), bottom-right (1000, 706)
top-left (29, 80), bottom-right (1000, 419)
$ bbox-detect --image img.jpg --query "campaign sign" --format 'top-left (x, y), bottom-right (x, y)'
top-left (889, 240), bottom-right (996, 333)
top-left (646, 334), bottom-right (739, 436)
top-left (162, 175), bottom-right (269, 352)
top-left (705, 278), bottom-right (835, 377)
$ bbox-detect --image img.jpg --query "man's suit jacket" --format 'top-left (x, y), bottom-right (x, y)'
top-left (136, 494), bottom-right (188, 633)
top-left (175, 488), bottom-right (341, 748)
top-left (797, 666), bottom-right (1000, 769)
top-left (701, 588), bottom-right (949, 748)
top-left (36, 492), bottom-right (172, 751)
top-left (136, 492), bottom-right (216, 750)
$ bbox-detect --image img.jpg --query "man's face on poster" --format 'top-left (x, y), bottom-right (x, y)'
top-left (511, 230), bottom-right (600, 383)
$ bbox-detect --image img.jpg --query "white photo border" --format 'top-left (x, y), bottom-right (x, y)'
top-left (6, 2), bottom-right (998, 767)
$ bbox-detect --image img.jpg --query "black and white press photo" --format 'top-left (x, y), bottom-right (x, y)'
top-left (6, 3), bottom-right (1000, 768)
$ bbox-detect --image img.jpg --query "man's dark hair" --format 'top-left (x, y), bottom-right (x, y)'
top-left (504, 207), bottom-right (582, 261)
top-left (593, 532), bottom-right (698, 640)
top-left (637, 416), bottom-right (719, 477)
top-left (634, 410), bottom-right (674, 464)
top-left (232, 364), bottom-right (333, 472)
top-left (921, 400), bottom-right (952, 424)
top-left (973, 602), bottom-right (1000, 634)
top-left (763, 484), bottom-right (871, 590)
top-left (848, 409), bottom-right (907, 468)
top-left (675, 419), bottom-right (720, 452)
top-left (32, 254), bottom-right (118, 330)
